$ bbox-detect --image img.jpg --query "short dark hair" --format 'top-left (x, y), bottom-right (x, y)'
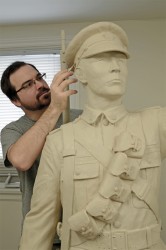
top-left (1, 61), bottom-right (39, 101)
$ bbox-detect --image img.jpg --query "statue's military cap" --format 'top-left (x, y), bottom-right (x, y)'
top-left (65, 21), bottom-right (130, 68)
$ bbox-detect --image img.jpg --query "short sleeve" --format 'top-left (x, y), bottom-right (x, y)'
top-left (1, 125), bottom-right (23, 167)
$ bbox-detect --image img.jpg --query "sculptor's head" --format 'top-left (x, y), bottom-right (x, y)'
top-left (65, 22), bottom-right (130, 107)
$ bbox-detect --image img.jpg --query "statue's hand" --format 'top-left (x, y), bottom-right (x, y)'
top-left (68, 209), bottom-right (103, 240)
top-left (86, 193), bottom-right (120, 223)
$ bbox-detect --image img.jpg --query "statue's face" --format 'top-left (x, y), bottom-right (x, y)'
top-left (80, 51), bottom-right (128, 99)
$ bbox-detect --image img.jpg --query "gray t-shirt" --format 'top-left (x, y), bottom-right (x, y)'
top-left (1, 109), bottom-right (82, 220)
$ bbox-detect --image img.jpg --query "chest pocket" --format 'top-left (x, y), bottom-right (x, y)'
top-left (73, 156), bottom-right (100, 211)
top-left (74, 156), bottom-right (99, 179)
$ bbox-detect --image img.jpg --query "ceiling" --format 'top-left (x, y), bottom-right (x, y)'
top-left (0, 0), bottom-right (165, 26)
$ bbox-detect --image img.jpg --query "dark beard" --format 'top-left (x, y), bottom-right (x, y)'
top-left (20, 89), bottom-right (51, 111)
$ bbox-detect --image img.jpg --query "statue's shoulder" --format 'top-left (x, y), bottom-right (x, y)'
top-left (139, 106), bottom-right (161, 112)
top-left (133, 106), bottom-right (162, 130)
top-left (131, 106), bottom-right (161, 115)
top-left (49, 117), bottom-right (81, 137)
top-left (127, 106), bottom-right (162, 128)
top-left (49, 127), bottom-right (61, 136)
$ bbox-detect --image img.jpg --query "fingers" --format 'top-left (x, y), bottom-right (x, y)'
top-left (65, 89), bottom-right (78, 97)
top-left (49, 70), bottom-right (78, 112)
top-left (58, 77), bottom-right (77, 91)
top-left (50, 70), bottom-right (78, 95)
top-left (51, 69), bottom-right (75, 87)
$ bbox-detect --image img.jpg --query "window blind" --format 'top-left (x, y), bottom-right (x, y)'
top-left (0, 54), bottom-right (61, 163)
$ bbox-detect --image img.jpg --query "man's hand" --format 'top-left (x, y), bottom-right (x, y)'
top-left (49, 69), bottom-right (78, 112)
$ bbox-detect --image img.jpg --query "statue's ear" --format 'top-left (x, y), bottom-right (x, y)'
top-left (75, 67), bottom-right (87, 85)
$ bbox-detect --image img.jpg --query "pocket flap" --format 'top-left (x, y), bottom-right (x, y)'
top-left (74, 157), bottom-right (99, 180)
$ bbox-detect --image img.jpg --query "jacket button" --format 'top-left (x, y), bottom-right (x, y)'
top-left (81, 227), bottom-right (86, 232)
top-left (114, 186), bottom-right (119, 192)
top-left (103, 118), bottom-right (109, 126)
top-left (102, 208), bottom-right (107, 213)
top-left (75, 171), bottom-right (80, 176)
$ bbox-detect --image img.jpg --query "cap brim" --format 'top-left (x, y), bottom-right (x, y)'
top-left (82, 40), bottom-right (130, 59)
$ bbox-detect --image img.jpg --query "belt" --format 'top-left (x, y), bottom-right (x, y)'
top-left (70, 224), bottom-right (161, 250)
top-left (99, 224), bottom-right (161, 250)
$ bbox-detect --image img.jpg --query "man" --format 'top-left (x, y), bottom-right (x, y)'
top-left (19, 22), bottom-right (166, 250)
top-left (0, 61), bottom-right (81, 248)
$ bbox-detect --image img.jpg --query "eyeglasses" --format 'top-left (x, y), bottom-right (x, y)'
top-left (16, 73), bottom-right (46, 93)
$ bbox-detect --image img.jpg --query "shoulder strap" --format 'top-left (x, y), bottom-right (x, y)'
top-left (61, 122), bottom-right (75, 250)
top-left (133, 109), bottom-right (160, 221)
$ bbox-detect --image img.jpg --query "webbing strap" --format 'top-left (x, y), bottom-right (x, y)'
top-left (61, 123), bottom-right (75, 250)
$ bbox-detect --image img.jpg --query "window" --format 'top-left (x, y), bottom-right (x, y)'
top-left (0, 54), bottom-right (61, 163)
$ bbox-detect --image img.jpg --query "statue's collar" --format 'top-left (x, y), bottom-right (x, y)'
top-left (81, 105), bottom-right (128, 125)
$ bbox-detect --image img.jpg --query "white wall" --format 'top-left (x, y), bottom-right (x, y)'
top-left (0, 19), bottom-right (166, 242)
top-left (118, 19), bottom-right (166, 110)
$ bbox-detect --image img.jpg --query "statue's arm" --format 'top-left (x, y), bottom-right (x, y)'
top-left (19, 134), bottom-right (62, 250)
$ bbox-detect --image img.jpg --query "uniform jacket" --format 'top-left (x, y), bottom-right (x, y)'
top-left (19, 105), bottom-right (166, 250)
